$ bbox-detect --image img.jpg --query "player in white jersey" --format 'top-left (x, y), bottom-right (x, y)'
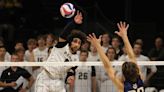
top-left (32, 35), bottom-right (48, 78)
top-left (87, 45), bottom-right (100, 61)
top-left (25, 38), bottom-right (37, 62)
top-left (35, 11), bottom-right (86, 92)
top-left (73, 50), bottom-right (96, 92)
top-left (101, 33), bottom-right (112, 52)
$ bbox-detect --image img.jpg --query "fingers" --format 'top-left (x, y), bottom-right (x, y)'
top-left (126, 24), bottom-right (129, 29)
top-left (79, 11), bottom-right (82, 17)
top-left (86, 33), bottom-right (97, 42)
top-left (114, 31), bottom-right (120, 36)
top-left (86, 36), bottom-right (91, 42)
top-left (117, 23), bottom-right (121, 29)
top-left (76, 10), bottom-right (82, 16)
top-left (77, 10), bottom-right (80, 15)
top-left (99, 35), bottom-right (102, 40)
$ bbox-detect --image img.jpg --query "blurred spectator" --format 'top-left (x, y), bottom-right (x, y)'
top-left (87, 44), bottom-right (100, 61)
top-left (73, 50), bottom-right (96, 92)
top-left (148, 37), bottom-right (164, 61)
top-left (80, 41), bottom-right (90, 51)
top-left (14, 41), bottom-right (24, 51)
top-left (46, 33), bottom-right (58, 48)
top-left (148, 36), bottom-right (164, 90)
top-left (0, 53), bottom-right (34, 92)
top-left (118, 46), bottom-right (127, 61)
top-left (0, 40), bottom-right (11, 61)
top-left (25, 38), bottom-right (37, 61)
top-left (101, 32), bottom-right (111, 52)
top-left (98, 47), bottom-right (119, 92)
top-left (134, 38), bottom-right (147, 56)
top-left (119, 43), bottom-right (157, 87)
top-left (111, 35), bottom-right (123, 59)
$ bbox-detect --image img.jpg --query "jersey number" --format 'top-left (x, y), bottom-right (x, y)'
top-left (128, 87), bottom-right (144, 92)
top-left (37, 57), bottom-right (43, 62)
top-left (78, 72), bottom-right (88, 80)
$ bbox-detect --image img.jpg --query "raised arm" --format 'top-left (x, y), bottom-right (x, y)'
top-left (59, 11), bottom-right (83, 42)
top-left (116, 22), bottom-right (144, 80)
top-left (87, 33), bottom-right (123, 90)
top-left (115, 22), bottom-right (136, 63)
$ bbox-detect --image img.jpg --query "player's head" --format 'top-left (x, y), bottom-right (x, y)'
top-left (67, 29), bottom-right (86, 53)
top-left (106, 47), bottom-right (116, 61)
top-left (11, 53), bottom-right (19, 62)
top-left (0, 46), bottom-right (6, 58)
top-left (101, 32), bottom-right (111, 45)
top-left (79, 50), bottom-right (88, 61)
top-left (122, 62), bottom-right (139, 83)
top-left (133, 42), bottom-right (142, 56)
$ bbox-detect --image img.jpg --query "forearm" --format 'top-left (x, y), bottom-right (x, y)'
top-left (0, 81), bottom-right (7, 87)
top-left (92, 77), bottom-right (96, 92)
top-left (146, 72), bottom-right (155, 81)
top-left (27, 76), bottom-right (35, 89)
top-left (0, 82), bottom-right (12, 87)
top-left (94, 42), bottom-right (111, 68)
top-left (122, 35), bottom-right (136, 62)
top-left (69, 84), bottom-right (74, 92)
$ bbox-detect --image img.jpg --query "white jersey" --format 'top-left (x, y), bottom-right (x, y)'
top-left (118, 54), bottom-right (127, 61)
top-left (123, 55), bottom-right (157, 80)
top-left (33, 47), bottom-right (48, 78)
top-left (74, 66), bottom-right (94, 92)
top-left (33, 47), bottom-right (48, 62)
top-left (24, 50), bottom-right (32, 61)
top-left (98, 60), bottom-right (119, 92)
top-left (5, 52), bottom-right (11, 61)
top-left (101, 45), bottom-right (112, 53)
top-left (44, 44), bottom-right (79, 79)
top-left (87, 52), bottom-right (100, 61)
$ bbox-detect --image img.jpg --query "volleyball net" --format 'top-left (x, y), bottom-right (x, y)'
top-left (0, 61), bottom-right (164, 92)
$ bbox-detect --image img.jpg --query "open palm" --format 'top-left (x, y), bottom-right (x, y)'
top-left (115, 21), bottom-right (129, 37)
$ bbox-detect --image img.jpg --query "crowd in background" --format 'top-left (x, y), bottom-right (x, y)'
top-left (0, 31), bottom-right (164, 92)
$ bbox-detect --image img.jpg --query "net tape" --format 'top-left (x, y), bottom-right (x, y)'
top-left (0, 61), bottom-right (164, 66)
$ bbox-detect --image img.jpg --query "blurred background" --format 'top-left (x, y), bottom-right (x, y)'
top-left (0, 0), bottom-right (164, 91)
top-left (0, 0), bottom-right (163, 52)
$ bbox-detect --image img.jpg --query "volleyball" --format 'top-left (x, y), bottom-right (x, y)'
top-left (60, 3), bottom-right (76, 18)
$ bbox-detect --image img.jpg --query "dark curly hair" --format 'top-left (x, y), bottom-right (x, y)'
top-left (67, 29), bottom-right (87, 46)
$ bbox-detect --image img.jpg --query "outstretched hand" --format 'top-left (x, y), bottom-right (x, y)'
top-left (87, 33), bottom-right (102, 47)
top-left (115, 21), bottom-right (129, 38)
top-left (74, 11), bottom-right (83, 24)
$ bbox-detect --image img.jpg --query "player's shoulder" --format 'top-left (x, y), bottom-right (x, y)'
top-left (33, 48), bottom-right (39, 52)
top-left (139, 55), bottom-right (150, 61)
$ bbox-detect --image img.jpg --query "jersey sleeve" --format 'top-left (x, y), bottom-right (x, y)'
top-left (65, 66), bottom-right (78, 83)
top-left (20, 68), bottom-right (32, 79)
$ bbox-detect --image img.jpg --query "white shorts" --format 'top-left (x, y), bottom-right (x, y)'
top-left (35, 70), bottom-right (66, 92)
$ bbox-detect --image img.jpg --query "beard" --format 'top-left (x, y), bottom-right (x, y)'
top-left (70, 47), bottom-right (79, 53)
